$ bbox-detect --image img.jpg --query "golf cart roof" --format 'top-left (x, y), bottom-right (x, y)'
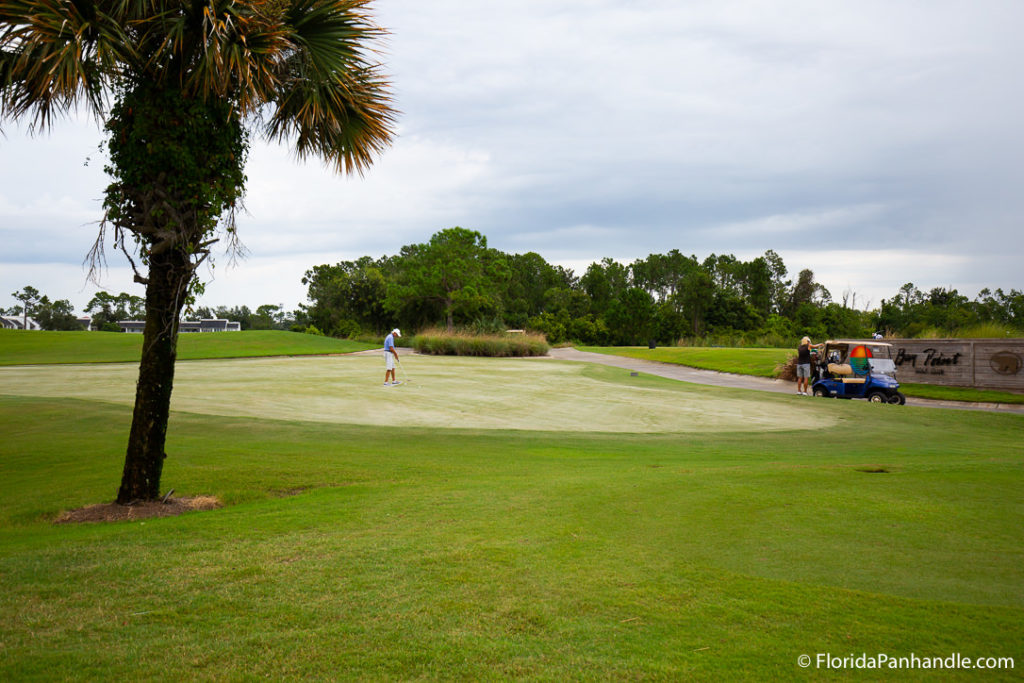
top-left (824, 339), bottom-right (893, 348)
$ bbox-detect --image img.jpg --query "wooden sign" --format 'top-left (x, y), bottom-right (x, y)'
top-left (881, 339), bottom-right (1024, 391)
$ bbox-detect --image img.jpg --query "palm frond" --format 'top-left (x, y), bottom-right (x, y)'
top-left (0, 0), bottom-right (131, 128)
top-left (261, 0), bottom-right (395, 173)
top-left (265, 59), bottom-right (393, 173)
top-left (2, 0), bottom-right (396, 169)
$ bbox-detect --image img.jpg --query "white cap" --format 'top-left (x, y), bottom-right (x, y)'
top-left (392, 328), bottom-right (401, 337)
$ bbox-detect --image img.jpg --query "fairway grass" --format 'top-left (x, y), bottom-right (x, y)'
top-left (1, 356), bottom-right (1022, 679)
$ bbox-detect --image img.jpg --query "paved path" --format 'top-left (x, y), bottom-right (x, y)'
top-left (547, 347), bottom-right (1024, 415)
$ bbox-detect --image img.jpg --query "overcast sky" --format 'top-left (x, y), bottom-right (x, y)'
top-left (3, 0), bottom-right (1022, 316)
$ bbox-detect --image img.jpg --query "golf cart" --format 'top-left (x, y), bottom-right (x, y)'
top-left (810, 340), bottom-right (906, 405)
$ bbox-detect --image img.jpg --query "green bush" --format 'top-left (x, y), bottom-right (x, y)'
top-left (329, 319), bottom-right (361, 340)
top-left (412, 328), bottom-right (549, 357)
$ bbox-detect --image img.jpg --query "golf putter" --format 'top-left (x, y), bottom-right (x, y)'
top-left (396, 356), bottom-right (414, 386)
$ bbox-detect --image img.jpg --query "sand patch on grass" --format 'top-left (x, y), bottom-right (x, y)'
top-left (0, 355), bottom-right (835, 433)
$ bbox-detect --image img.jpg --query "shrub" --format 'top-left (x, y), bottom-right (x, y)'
top-left (350, 331), bottom-right (388, 346)
top-left (412, 328), bottom-right (549, 357)
top-left (776, 355), bottom-right (798, 381)
top-left (527, 312), bottom-right (567, 344)
top-left (329, 319), bottom-right (361, 339)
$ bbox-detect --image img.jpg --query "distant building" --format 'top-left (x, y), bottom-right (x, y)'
top-left (188, 318), bottom-right (241, 333)
top-left (116, 318), bottom-right (241, 333)
top-left (1, 316), bottom-right (41, 330)
top-left (178, 318), bottom-right (242, 333)
top-left (118, 320), bottom-right (146, 333)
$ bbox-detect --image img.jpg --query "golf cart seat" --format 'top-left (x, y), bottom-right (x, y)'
top-left (827, 363), bottom-right (854, 376)
top-left (840, 377), bottom-right (866, 384)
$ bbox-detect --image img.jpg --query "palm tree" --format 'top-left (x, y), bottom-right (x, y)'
top-left (1, 0), bottom-right (395, 503)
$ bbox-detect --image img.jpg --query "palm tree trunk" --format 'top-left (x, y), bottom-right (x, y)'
top-left (115, 248), bottom-right (191, 504)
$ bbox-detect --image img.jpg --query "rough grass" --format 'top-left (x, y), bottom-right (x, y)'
top-left (1, 386), bottom-right (1022, 680)
top-left (413, 328), bottom-right (549, 357)
top-left (0, 329), bottom-right (375, 365)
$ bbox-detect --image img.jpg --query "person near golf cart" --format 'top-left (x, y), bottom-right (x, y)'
top-left (384, 328), bottom-right (401, 385)
top-left (795, 336), bottom-right (822, 396)
top-left (810, 340), bottom-right (906, 404)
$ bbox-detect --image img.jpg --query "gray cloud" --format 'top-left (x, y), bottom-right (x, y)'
top-left (3, 0), bottom-right (1022, 311)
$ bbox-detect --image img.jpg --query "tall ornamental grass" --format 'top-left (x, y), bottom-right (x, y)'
top-left (412, 328), bottom-right (549, 357)
top-left (905, 322), bottom-right (1022, 339)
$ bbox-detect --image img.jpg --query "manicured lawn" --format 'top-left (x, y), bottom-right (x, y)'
top-left (1, 356), bottom-right (1022, 679)
top-left (0, 329), bottom-right (376, 365)
top-left (581, 346), bottom-right (1024, 404)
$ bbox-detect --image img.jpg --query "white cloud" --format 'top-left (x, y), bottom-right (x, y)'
top-left (239, 133), bottom-right (496, 255)
top-left (768, 248), bottom-right (973, 310)
top-left (0, 193), bottom-right (97, 223)
top-left (0, 262), bottom-right (139, 314)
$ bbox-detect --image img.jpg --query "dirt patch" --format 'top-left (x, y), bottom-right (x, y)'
top-left (55, 496), bottom-right (222, 524)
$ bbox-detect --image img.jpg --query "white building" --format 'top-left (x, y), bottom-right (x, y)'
top-left (117, 318), bottom-right (241, 333)
top-left (1, 316), bottom-right (41, 330)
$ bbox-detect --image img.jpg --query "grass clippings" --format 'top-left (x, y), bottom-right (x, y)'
top-left (54, 496), bottom-right (221, 524)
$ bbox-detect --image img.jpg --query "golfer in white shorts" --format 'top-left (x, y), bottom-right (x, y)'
top-left (384, 328), bottom-right (401, 385)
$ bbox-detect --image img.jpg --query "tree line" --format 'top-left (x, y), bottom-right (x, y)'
top-left (301, 227), bottom-right (1023, 344)
top-left (5, 287), bottom-right (145, 331)
top-left (5, 287), bottom-right (300, 333)
top-left (9, 227), bottom-right (1021, 344)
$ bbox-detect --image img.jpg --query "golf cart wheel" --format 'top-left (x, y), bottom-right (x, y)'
top-left (812, 386), bottom-right (830, 398)
top-left (867, 390), bottom-right (888, 403)
top-left (891, 391), bottom-right (906, 405)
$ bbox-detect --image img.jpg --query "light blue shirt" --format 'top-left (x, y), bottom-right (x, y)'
top-left (384, 333), bottom-right (395, 352)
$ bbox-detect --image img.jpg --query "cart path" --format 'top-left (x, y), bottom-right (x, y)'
top-left (547, 347), bottom-right (1024, 414)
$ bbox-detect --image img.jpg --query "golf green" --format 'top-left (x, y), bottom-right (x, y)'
top-left (0, 354), bottom-right (837, 433)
